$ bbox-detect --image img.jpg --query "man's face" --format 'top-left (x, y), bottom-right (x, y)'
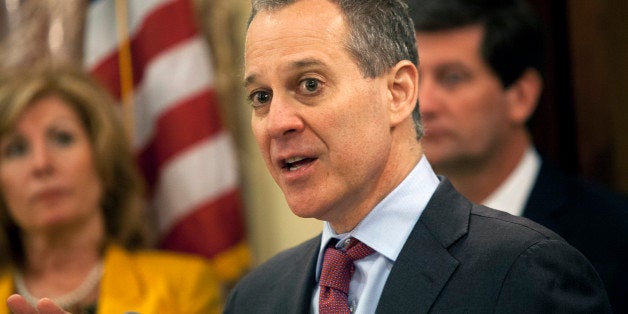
top-left (245, 0), bottom-right (394, 230)
top-left (417, 25), bottom-right (513, 172)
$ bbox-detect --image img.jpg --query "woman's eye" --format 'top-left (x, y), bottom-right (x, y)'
top-left (51, 131), bottom-right (75, 147)
top-left (250, 90), bottom-right (272, 108)
top-left (2, 140), bottom-right (28, 159)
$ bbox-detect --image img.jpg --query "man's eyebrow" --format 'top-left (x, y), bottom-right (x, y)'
top-left (244, 74), bottom-right (257, 88)
top-left (290, 58), bottom-right (325, 69)
top-left (243, 58), bottom-right (327, 88)
top-left (433, 61), bottom-right (469, 70)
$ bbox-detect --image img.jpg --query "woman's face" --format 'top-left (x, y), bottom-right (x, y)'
top-left (0, 95), bottom-right (104, 233)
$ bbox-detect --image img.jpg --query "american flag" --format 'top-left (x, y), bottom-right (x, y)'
top-left (84, 0), bottom-right (249, 286)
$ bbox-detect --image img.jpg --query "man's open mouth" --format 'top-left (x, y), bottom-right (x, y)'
top-left (283, 156), bottom-right (316, 171)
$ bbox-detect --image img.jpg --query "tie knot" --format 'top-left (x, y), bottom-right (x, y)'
top-left (319, 238), bottom-right (374, 294)
top-left (344, 238), bottom-right (375, 261)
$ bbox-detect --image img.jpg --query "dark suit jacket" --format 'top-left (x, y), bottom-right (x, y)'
top-left (523, 160), bottom-right (628, 313)
top-left (225, 179), bottom-right (611, 313)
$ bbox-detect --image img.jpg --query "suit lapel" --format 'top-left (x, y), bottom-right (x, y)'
top-left (376, 178), bottom-right (470, 313)
top-left (284, 236), bottom-right (321, 313)
top-left (523, 160), bottom-right (569, 231)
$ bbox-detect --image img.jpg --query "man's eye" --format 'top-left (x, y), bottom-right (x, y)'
top-left (249, 90), bottom-right (272, 107)
top-left (299, 78), bottom-right (322, 95)
top-left (303, 79), bottom-right (319, 92)
top-left (255, 91), bottom-right (271, 104)
top-left (439, 71), bottom-right (468, 87)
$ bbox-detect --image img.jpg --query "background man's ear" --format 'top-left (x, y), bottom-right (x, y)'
top-left (506, 68), bottom-right (543, 124)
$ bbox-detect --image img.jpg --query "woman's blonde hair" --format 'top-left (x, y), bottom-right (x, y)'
top-left (0, 63), bottom-right (152, 268)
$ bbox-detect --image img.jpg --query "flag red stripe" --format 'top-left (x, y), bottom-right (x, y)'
top-left (92, 55), bottom-right (122, 99)
top-left (160, 189), bottom-right (246, 258)
top-left (136, 89), bottom-right (224, 189)
top-left (129, 0), bottom-right (197, 83)
top-left (91, 0), bottom-right (197, 100)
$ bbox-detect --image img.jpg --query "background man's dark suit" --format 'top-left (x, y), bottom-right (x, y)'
top-left (225, 179), bottom-right (610, 313)
top-left (523, 160), bottom-right (628, 313)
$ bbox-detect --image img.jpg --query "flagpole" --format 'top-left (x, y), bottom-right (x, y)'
top-left (115, 0), bottom-right (135, 139)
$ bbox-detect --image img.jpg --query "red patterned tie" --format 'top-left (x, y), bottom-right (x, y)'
top-left (319, 238), bottom-right (375, 314)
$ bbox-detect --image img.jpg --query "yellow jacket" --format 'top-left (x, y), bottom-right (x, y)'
top-left (0, 244), bottom-right (222, 313)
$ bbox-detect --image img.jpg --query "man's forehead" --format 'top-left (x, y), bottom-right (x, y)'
top-left (244, 57), bottom-right (330, 87)
top-left (244, 2), bottom-right (348, 85)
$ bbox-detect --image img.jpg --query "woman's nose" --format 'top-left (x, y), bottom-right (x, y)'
top-left (30, 141), bottom-right (54, 177)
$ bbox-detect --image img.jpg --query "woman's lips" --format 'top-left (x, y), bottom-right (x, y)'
top-left (33, 187), bottom-right (69, 203)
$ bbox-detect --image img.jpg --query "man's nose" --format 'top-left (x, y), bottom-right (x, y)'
top-left (265, 95), bottom-right (305, 138)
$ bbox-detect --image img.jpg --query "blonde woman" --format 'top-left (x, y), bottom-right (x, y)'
top-left (0, 64), bottom-right (222, 313)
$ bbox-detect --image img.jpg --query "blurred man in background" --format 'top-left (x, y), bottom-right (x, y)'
top-left (408, 0), bottom-right (628, 311)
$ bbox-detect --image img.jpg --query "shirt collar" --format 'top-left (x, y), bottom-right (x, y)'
top-left (482, 146), bottom-right (541, 216)
top-left (316, 156), bottom-right (440, 277)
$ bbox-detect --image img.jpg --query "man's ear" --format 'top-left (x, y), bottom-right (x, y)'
top-left (506, 68), bottom-right (543, 124)
top-left (388, 60), bottom-right (419, 127)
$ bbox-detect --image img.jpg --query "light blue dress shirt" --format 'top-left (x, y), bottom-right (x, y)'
top-left (311, 156), bottom-right (440, 313)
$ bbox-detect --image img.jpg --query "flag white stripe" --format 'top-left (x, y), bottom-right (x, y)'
top-left (152, 132), bottom-right (239, 232)
top-left (132, 37), bottom-right (215, 149)
top-left (85, 0), bottom-right (170, 67)
top-left (85, 0), bottom-right (117, 67)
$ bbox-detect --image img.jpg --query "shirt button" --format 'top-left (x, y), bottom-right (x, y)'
top-left (344, 238), bottom-right (352, 249)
